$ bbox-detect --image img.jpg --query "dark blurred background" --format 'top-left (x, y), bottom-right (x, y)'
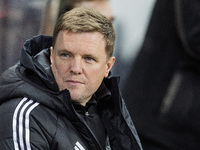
top-left (0, 0), bottom-right (47, 74)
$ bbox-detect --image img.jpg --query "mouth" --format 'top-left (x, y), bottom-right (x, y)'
top-left (66, 80), bottom-right (83, 85)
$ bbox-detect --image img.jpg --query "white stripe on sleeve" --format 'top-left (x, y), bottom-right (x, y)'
top-left (13, 97), bottom-right (39, 150)
top-left (25, 102), bottom-right (39, 150)
top-left (13, 97), bottom-right (28, 150)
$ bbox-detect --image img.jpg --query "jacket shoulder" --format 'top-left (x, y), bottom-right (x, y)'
top-left (0, 97), bottom-right (58, 150)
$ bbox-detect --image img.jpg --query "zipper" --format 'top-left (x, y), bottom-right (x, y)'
top-left (70, 103), bottom-right (103, 150)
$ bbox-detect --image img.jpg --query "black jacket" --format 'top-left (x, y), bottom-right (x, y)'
top-left (0, 35), bottom-right (142, 150)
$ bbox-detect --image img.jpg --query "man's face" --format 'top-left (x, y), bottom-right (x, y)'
top-left (50, 30), bottom-right (115, 106)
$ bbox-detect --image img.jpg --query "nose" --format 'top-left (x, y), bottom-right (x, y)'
top-left (70, 57), bottom-right (82, 75)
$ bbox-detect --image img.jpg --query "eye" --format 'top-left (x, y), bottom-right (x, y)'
top-left (60, 53), bottom-right (69, 58)
top-left (85, 57), bottom-right (95, 63)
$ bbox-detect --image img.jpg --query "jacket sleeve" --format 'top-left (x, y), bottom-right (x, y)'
top-left (0, 97), bottom-right (51, 150)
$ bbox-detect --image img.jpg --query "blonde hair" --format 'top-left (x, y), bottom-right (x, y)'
top-left (52, 7), bottom-right (115, 57)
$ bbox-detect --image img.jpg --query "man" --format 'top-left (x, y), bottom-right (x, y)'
top-left (0, 7), bottom-right (142, 150)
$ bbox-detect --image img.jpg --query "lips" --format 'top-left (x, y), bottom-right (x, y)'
top-left (66, 80), bottom-right (83, 85)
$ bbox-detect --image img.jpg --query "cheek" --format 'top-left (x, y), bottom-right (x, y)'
top-left (52, 61), bottom-right (65, 78)
top-left (87, 65), bottom-right (106, 83)
top-left (88, 65), bottom-right (106, 75)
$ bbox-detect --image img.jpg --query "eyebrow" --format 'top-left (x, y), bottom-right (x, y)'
top-left (84, 54), bottom-right (99, 61)
top-left (57, 49), bottom-right (99, 61)
top-left (56, 49), bottom-right (71, 55)
top-left (58, 49), bottom-right (70, 53)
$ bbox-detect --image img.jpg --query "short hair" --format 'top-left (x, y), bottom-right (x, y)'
top-left (52, 7), bottom-right (115, 58)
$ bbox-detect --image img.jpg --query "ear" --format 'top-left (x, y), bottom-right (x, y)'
top-left (104, 56), bottom-right (115, 78)
top-left (50, 46), bottom-right (53, 64)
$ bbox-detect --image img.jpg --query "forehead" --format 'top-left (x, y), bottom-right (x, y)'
top-left (54, 30), bottom-right (107, 55)
top-left (56, 30), bottom-right (104, 44)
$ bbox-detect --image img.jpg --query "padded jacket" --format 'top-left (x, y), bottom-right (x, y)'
top-left (0, 35), bottom-right (142, 150)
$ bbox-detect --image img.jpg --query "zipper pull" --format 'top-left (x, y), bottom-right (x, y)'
top-left (85, 111), bottom-right (89, 117)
